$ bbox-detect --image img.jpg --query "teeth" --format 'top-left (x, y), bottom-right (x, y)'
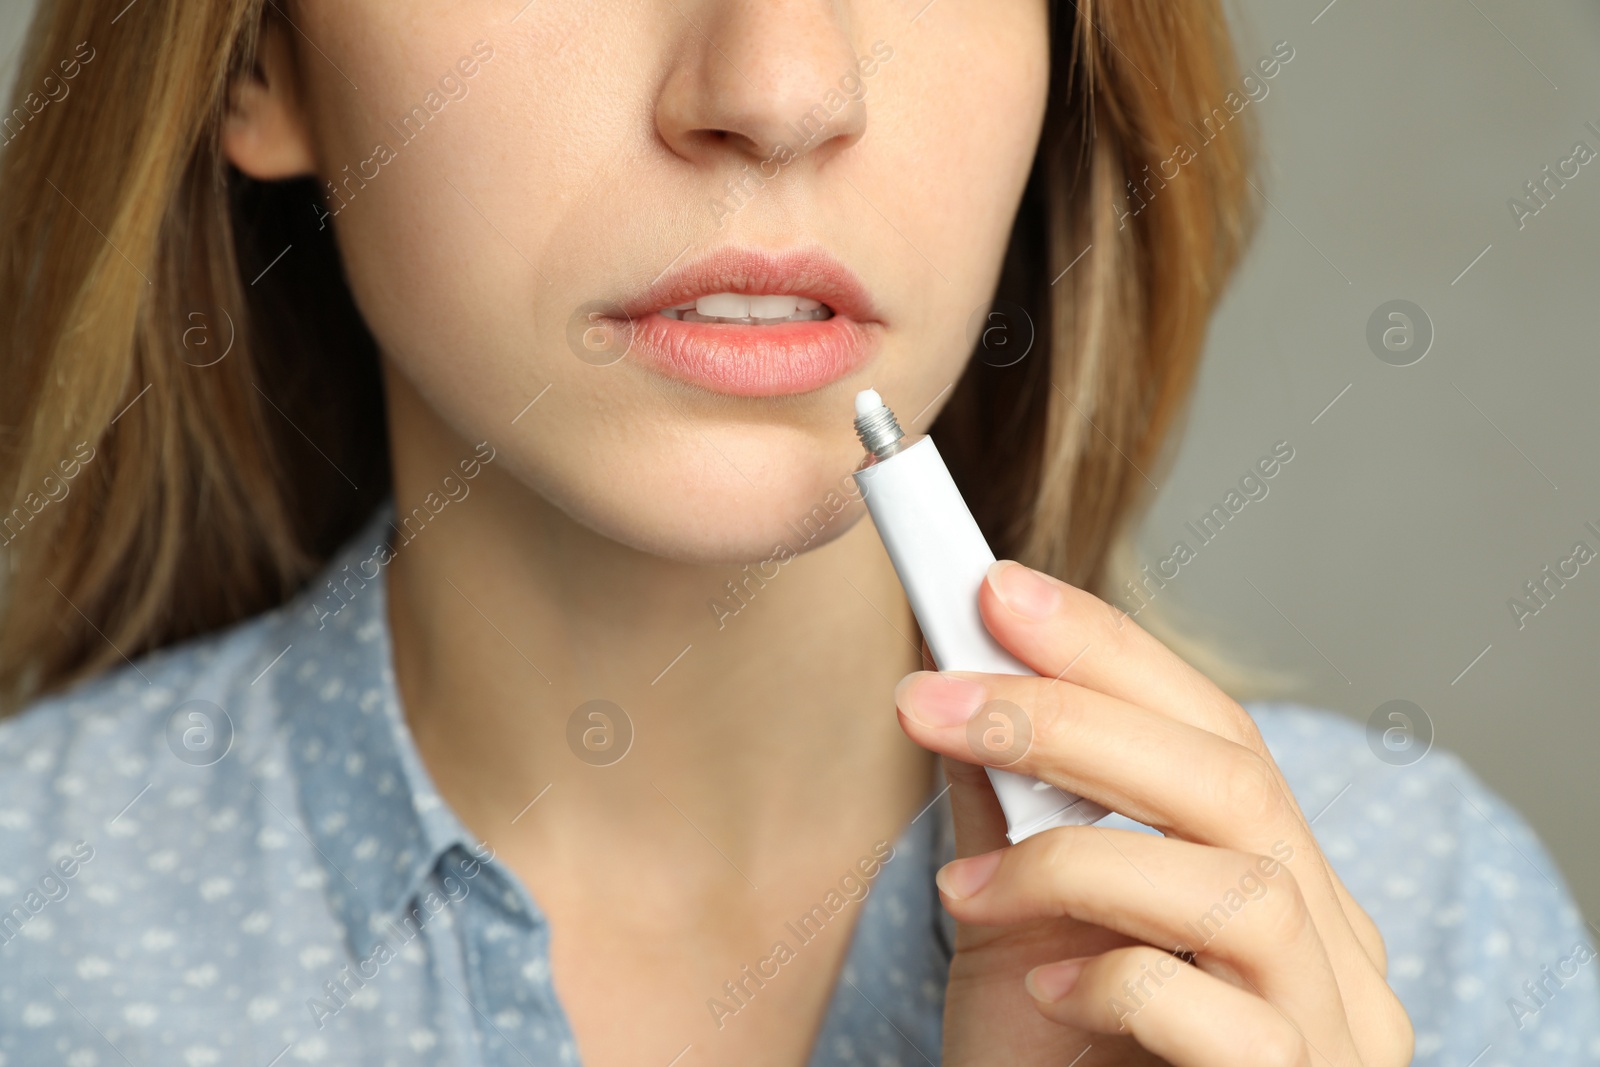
top-left (747, 295), bottom-right (799, 319)
top-left (659, 291), bottom-right (833, 325)
top-left (697, 293), bottom-right (750, 318)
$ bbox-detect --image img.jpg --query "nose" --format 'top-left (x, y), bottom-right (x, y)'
top-left (655, 1), bottom-right (869, 168)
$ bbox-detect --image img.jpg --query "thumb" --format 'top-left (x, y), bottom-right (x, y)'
top-left (941, 756), bottom-right (1011, 861)
top-left (919, 638), bottom-right (1010, 860)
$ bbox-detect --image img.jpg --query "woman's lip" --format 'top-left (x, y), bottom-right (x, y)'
top-left (605, 246), bottom-right (883, 397)
top-left (625, 314), bottom-right (880, 397)
top-left (619, 247), bottom-right (881, 323)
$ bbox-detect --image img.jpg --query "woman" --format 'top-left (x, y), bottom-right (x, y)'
top-left (0, 0), bottom-right (1593, 1064)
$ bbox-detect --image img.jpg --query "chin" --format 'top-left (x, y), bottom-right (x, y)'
top-left (528, 436), bottom-right (874, 567)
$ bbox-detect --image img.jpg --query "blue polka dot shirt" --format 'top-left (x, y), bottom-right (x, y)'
top-left (1, 504), bottom-right (1596, 1065)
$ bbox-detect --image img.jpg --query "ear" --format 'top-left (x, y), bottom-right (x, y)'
top-left (221, 15), bottom-right (318, 180)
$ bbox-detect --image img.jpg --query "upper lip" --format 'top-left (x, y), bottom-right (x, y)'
top-left (619, 247), bottom-right (881, 323)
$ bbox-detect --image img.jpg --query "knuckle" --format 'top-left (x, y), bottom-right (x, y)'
top-left (1253, 1022), bottom-right (1310, 1067)
top-left (1044, 583), bottom-right (1133, 668)
top-left (1031, 825), bottom-right (1088, 880)
top-left (1024, 682), bottom-right (1079, 752)
top-left (1217, 748), bottom-right (1287, 830)
top-left (1254, 864), bottom-right (1311, 944)
top-left (1204, 680), bottom-right (1268, 748)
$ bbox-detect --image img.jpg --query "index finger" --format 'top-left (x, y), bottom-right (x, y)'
top-left (981, 560), bottom-right (1254, 746)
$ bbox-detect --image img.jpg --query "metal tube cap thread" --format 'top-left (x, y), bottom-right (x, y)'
top-left (853, 390), bottom-right (905, 458)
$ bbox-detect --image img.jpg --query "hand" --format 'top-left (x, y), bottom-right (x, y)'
top-left (892, 560), bottom-right (1414, 1066)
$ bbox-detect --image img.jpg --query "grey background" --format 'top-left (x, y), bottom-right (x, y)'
top-left (0, 5), bottom-right (28, 107)
top-left (2, 0), bottom-right (1595, 920)
top-left (1135, 0), bottom-right (1600, 921)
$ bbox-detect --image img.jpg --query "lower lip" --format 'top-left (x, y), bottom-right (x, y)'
top-left (619, 312), bottom-right (879, 397)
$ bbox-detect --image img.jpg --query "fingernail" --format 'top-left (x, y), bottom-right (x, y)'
top-left (1025, 958), bottom-right (1086, 1002)
top-left (935, 849), bottom-right (1002, 899)
top-left (894, 672), bottom-right (986, 728)
top-left (988, 560), bottom-right (1062, 620)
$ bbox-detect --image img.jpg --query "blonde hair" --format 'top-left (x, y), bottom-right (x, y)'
top-left (0, 0), bottom-right (1263, 712)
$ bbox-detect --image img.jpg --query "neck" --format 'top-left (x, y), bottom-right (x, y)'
top-left (382, 375), bottom-right (936, 882)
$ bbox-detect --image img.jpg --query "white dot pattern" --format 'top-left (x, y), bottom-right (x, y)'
top-left (0, 503), bottom-right (1594, 1064)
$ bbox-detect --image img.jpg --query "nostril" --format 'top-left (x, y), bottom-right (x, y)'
top-left (689, 127), bottom-right (762, 157)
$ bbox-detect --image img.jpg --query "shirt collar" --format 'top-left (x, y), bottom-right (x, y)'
top-left (268, 500), bottom-right (483, 961)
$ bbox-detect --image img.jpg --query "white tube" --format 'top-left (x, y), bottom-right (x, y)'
top-left (852, 408), bottom-right (1109, 843)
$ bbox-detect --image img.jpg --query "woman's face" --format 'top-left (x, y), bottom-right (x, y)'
top-left (268, 0), bottom-right (1050, 563)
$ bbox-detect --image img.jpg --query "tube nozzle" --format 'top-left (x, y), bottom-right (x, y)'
top-left (853, 389), bottom-right (906, 459)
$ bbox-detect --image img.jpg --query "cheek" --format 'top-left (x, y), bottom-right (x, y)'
top-left (908, 18), bottom-right (1051, 225)
top-left (854, 6), bottom-right (1051, 393)
top-left (298, 7), bottom-right (645, 475)
top-left (295, 9), bottom-right (559, 379)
